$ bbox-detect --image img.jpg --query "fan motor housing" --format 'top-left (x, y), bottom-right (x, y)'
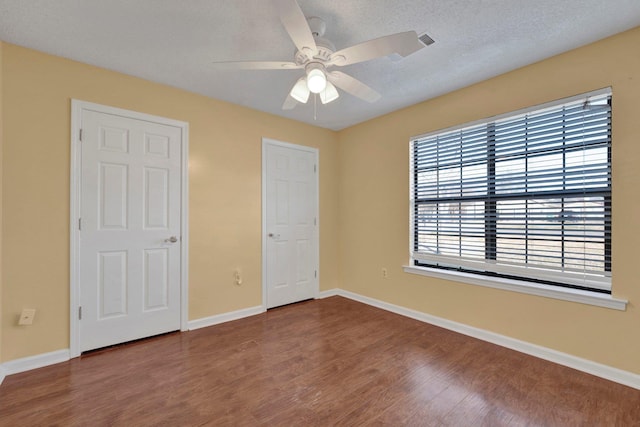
top-left (295, 37), bottom-right (335, 65)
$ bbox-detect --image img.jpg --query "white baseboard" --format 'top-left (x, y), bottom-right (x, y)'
top-left (317, 288), bottom-right (340, 299)
top-left (1, 349), bottom-right (70, 384)
top-left (187, 305), bottom-right (265, 331)
top-left (332, 289), bottom-right (640, 390)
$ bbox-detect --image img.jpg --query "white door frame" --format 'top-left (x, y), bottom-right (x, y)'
top-left (261, 138), bottom-right (319, 309)
top-left (69, 100), bottom-right (189, 358)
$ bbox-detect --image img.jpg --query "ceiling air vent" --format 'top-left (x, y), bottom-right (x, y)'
top-left (418, 32), bottom-right (435, 46)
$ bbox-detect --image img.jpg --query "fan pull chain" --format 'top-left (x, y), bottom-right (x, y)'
top-left (314, 94), bottom-right (317, 121)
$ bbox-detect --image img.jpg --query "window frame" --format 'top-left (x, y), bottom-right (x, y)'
top-left (408, 88), bottom-right (614, 298)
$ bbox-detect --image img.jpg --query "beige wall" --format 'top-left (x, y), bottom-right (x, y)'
top-left (0, 41), bottom-right (4, 362)
top-left (0, 43), bottom-right (339, 361)
top-left (338, 26), bottom-right (640, 374)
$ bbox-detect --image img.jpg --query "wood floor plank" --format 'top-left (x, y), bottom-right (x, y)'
top-left (1, 296), bottom-right (638, 426)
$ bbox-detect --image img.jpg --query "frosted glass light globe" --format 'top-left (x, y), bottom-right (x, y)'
top-left (306, 68), bottom-right (327, 94)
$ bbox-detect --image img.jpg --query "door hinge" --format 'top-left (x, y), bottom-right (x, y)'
top-left (79, 129), bottom-right (83, 142)
top-left (78, 218), bottom-right (82, 230)
top-left (314, 270), bottom-right (317, 278)
top-left (78, 306), bottom-right (82, 320)
top-left (314, 217), bottom-right (317, 226)
top-left (314, 164), bottom-right (317, 173)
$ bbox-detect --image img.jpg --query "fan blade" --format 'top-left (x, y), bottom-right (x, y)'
top-left (329, 31), bottom-right (424, 66)
top-left (327, 71), bottom-right (381, 103)
top-left (211, 61), bottom-right (300, 70)
top-left (282, 94), bottom-right (298, 110)
top-left (274, 0), bottom-right (317, 59)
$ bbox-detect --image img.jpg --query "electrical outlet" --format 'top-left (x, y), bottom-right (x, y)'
top-left (18, 308), bottom-right (36, 325)
top-left (234, 269), bottom-right (243, 286)
top-left (382, 268), bottom-right (388, 279)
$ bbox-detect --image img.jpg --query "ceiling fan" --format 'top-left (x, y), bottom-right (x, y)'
top-left (214, 0), bottom-right (430, 110)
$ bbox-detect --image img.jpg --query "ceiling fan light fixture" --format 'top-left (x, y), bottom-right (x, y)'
top-left (290, 78), bottom-right (310, 103)
top-left (320, 81), bottom-right (339, 104)
top-left (306, 65), bottom-right (327, 94)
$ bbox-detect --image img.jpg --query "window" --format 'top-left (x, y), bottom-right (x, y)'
top-left (410, 89), bottom-right (612, 293)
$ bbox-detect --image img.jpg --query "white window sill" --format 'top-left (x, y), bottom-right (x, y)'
top-left (403, 265), bottom-right (627, 311)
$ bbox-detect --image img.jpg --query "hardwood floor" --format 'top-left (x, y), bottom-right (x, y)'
top-left (1, 296), bottom-right (638, 426)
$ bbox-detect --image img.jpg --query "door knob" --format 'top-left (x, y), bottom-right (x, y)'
top-left (165, 236), bottom-right (178, 243)
top-left (268, 233), bottom-right (280, 239)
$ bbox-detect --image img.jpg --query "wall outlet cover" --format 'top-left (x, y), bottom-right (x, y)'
top-left (18, 308), bottom-right (36, 325)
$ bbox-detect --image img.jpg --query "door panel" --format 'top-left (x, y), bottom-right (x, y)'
top-left (98, 251), bottom-right (128, 318)
top-left (79, 110), bottom-right (182, 352)
top-left (264, 141), bottom-right (318, 309)
top-left (99, 163), bottom-right (128, 229)
top-left (144, 167), bottom-right (169, 228)
top-left (144, 248), bottom-right (169, 310)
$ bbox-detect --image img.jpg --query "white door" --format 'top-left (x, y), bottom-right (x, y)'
top-left (263, 140), bottom-right (318, 309)
top-left (78, 109), bottom-right (183, 352)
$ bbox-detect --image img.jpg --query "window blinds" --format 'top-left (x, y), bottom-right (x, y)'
top-left (411, 90), bottom-right (612, 292)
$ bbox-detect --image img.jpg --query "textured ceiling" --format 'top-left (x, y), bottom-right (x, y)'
top-left (1, 0), bottom-right (640, 130)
